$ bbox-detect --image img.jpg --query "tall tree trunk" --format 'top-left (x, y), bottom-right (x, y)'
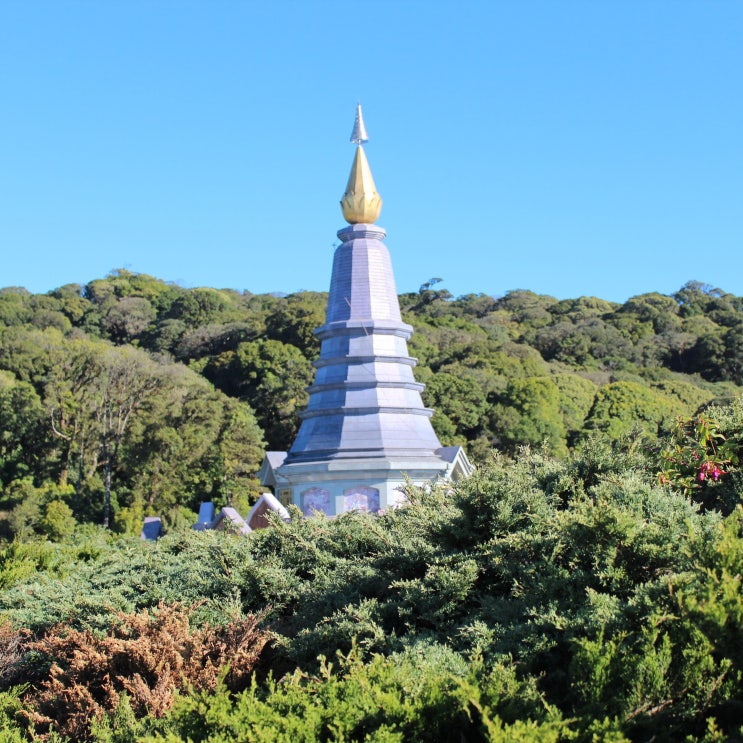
top-left (102, 438), bottom-right (111, 529)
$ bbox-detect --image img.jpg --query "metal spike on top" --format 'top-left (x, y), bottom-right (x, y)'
top-left (350, 102), bottom-right (369, 145)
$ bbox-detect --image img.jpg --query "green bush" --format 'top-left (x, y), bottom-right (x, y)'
top-left (145, 646), bottom-right (570, 743)
top-left (1, 403), bottom-right (742, 739)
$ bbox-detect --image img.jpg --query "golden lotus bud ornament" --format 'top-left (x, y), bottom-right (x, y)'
top-left (340, 103), bottom-right (382, 224)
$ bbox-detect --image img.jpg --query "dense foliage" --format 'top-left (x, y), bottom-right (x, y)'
top-left (1, 272), bottom-right (743, 739)
top-left (1, 272), bottom-right (742, 535)
top-left (0, 400), bottom-right (741, 739)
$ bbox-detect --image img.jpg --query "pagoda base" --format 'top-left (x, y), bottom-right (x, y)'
top-left (258, 446), bottom-right (472, 516)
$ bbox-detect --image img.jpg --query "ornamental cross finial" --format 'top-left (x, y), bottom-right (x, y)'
top-left (350, 102), bottom-right (369, 145)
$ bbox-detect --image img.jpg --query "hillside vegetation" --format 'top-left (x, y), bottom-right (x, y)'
top-left (0, 271), bottom-right (741, 534)
top-left (0, 272), bottom-right (742, 740)
top-left (0, 409), bottom-right (742, 740)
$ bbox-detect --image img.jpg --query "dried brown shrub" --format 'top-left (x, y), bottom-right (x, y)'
top-left (25, 602), bottom-right (268, 741)
top-left (0, 620), bottom-right (28, 688)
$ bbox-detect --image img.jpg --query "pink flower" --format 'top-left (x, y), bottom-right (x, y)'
top-left (697, 461), bottom-right (723, 483)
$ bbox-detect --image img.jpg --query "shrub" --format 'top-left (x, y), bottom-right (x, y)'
top-left (24, 602), bottom-right (268, 741)
top-left (148, 645), bottom-right (571, 743)
top-left (658, 410), bottom-right (743, 513)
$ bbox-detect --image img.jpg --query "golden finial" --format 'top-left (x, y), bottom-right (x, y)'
top-left (341, 104), bottom-right (382, 224)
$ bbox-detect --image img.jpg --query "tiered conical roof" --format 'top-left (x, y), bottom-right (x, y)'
top-left (284, 107), bottom-right (442, 465)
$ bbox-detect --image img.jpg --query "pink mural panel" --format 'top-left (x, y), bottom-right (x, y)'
top-left (343, 486), bottom-right (380, 513)
top-left (301, 487), bottom-right (330, 516)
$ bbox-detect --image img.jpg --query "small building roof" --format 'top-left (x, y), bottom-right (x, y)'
top-left (211, 507), bottom-right (252, 536)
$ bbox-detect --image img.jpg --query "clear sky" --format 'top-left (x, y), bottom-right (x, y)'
top-left (1, 0), bottom-right (741, 304)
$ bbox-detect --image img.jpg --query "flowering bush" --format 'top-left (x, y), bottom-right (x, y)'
top-left (658, 413), bottom-right (741, 504)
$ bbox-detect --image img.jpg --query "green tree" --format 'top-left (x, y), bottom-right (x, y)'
top-left (534, 318), bottom-right (631, 367)
top-left (0, 371), bottom-right (47, 484)
top-left (205, 339), bottom-right (313, 450)
top-left (264, 291), bottom-right (326, 358)
top-left (673, 281), bottom-right (724, 318)
top-left (50, 283), bottom-right (89, 324)
top-left (581, 381), bottom-right (678, 440)
top-left (146, 318), bottom-right (188, 355)
top-left (40, 499), bottom-right (77, 541)
top-left (552, 373), bottom-right (597, 444)
top-left (89, 347), bottom-right (164, 527)
top-left (686, 331), bottom-right (728, 382)
top-left (101, 297), bottom-right (156, 344)
top-left (494, 290), bottom-right (558, 334)
top-left (165, 288), bottom-right (237, 329)
top-left (611, 292), bottom-right (681, 339)
top-left (43, 340), bottom-right (164, 525)
top-left (722, 322), bottom-right (743, 385)
top-left (494, 376), bottom-right (568, 454)
top-left (173, 322), bottom-right (258, 361)
top-left (423, 371), bottom-right (489, 444)
top-left (4, 479), bottom-right (75, 540)
top-left (0, 289), bottom-right (32, 327)
top-left (123, 367), bottom-right (264, 518)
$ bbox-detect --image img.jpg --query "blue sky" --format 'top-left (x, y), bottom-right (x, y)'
top-left (1, 0), bottom-right (741, 303)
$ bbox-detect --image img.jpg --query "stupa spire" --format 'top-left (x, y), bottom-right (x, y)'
top-left (341, 103), bottom-right (382, 224)
top-left (349, 102), bottom-right (369, 144)
top-left (258, 104), bottom-right (472, 517)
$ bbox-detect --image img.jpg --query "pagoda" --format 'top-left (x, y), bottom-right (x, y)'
top-left (258, 105), bottom-right (472, 515)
